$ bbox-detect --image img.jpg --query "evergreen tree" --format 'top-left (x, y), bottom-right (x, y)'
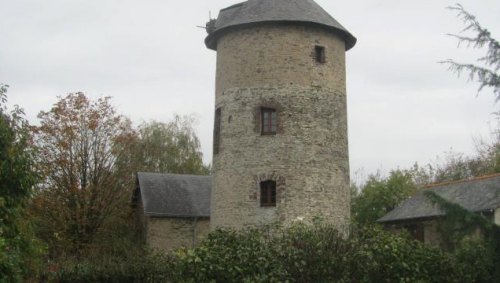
top-left (441, 4), bottom-right (500, 100)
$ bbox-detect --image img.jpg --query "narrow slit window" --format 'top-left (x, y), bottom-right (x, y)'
top-left (260, 180), bottom-right (276, 207)
top-left (213, 108), bottom-right (221, 154)
top-left (315, 45), bottom-right (326, 63)
top-left (261, 108), bottom-right (277, 135)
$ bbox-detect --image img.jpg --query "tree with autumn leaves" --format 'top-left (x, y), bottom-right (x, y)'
top-left (29, 92), bottom-right (209, 257)
top-left (30, 93), bottom-right (136, 255)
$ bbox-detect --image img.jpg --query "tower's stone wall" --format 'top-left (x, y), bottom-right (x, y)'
top-left (211, 24), bottom-right (350, 229)
top-left (215, 24), bottom-right (346, 94)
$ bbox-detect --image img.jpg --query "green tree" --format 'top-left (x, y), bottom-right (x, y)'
top-left (351, 170), bottom-right (417, 225)
top-left (441, 4), bottom-right (500, 100)
top-left (131, 116), bottom-right (210, 175)
top-left (31, 93), bottom-right (137, 256)
top-left (0, 84), bottom-right (42, 282)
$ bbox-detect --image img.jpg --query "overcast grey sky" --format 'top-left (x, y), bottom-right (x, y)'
top-left (1, 0), bottom-right (499, 182)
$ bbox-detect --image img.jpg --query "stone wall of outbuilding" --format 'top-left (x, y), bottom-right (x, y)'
top-left (385, 217), bottom-right (489, 247)
top-left (385, 220), bottom-right (440, 245)
top-left (422, 220), bottom-right (440, 245)
top-left (146, 217), bottom-right (210, 252)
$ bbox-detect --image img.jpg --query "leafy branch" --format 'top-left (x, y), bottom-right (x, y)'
top-left (440, 4), bottom-right (500, 100)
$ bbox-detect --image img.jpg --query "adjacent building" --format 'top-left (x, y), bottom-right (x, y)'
top-left (378, 174), bottom-right (500, 245)
top-left (133, 172), bottom-right (211, 251)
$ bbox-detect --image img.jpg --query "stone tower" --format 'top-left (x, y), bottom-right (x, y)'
top-left (205, 0), bottom-right (356, 230)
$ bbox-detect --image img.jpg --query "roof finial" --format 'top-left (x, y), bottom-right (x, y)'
top-left (206, 11), bottom-right (216, 34)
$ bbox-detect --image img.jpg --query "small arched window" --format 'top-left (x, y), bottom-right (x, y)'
top-left (260, 180), bottom-right (276, 207)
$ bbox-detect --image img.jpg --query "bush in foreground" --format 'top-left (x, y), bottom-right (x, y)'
top-left (47, 224), bottom-right (497, 283)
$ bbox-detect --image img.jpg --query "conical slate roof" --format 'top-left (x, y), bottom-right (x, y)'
top-left (205, 0), bottom-right (356, 51)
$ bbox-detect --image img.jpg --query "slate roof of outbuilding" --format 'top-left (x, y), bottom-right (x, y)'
top-left (205, 0), bottom-right (356, 51)
top-left (136, 172), bottom-right (212, 218)
top-left (378, 174), bottom-right (500, 223)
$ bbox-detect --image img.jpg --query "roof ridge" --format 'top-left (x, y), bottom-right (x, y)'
top-left (137, 171), bottom-right (211, 178)
top-left (425, 172), bottom-right (500, 189)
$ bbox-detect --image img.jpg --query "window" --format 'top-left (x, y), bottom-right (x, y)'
top-left (213, 108), bottom-right (221, 154)
top-left (405, 224), bottom-right (424, 242)
top-left (261, 108), bottom-right (277, 135)
top-left (260, 180), bottom-right (276, 207)
top-left (315, 45), bottom-right (326, 63)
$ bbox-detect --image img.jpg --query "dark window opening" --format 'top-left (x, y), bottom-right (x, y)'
top-left (260, 180), bottom-right (276, 207)
top-left (213, 108), bottom-right (221, 154)
top-left (315, 45), bottom-right (326, 63)
top-left (405, 224), bottom-right (424, 242)
top-left (261, 108), bottom-right (277, 135)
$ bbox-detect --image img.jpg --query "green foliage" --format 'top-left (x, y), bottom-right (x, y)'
top-left (424, 190), bottom-right (497, 247)
top-left (184, 224), bottom-right (497, 283)
top-left (347, 226), bottom-right (457, 283)
top-left (0, 84), bottom-right (44, 282)
top-left (175, 228), bottom-right (287, 282)
top-left (44, 251), bottom-right (175, 283)
top-left (424, 190), bottom-right (500, 281)
top-left (441, 4), bottom-right (500, 100)
top-left (352, 170), bottom-right (417, 225)
top-left (131, 116), bottom-right (210, 175)
top-left (173, 224), bottom-right (486, 283)
top-left (453, 239), bottom-right (496, 283)
top-left (44, 224), bottom-right (498, 282)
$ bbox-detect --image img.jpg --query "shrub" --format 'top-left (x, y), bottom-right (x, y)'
top-left (43, 224), bottom-right (498, 282)
top-left (274, 224), bottom-right (351, 282)
top-left (347, 226), bottom-right (457, 283)
top-left (453, 239), bottom-right (496, 283)
top-left (174, 228), bottom-right (288, 282)
top-left (173, 224), bottom-right (496, 283)
top-left (44, 251), bottom-right (175, 283)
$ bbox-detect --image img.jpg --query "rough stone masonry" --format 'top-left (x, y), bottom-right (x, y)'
top-left (205, 0), bottom-right (356, 230)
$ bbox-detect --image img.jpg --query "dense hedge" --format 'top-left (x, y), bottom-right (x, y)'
top-left (47, 224), bottom-right (498, 283)
top-left (43, 253), bottom-right (176, 283)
